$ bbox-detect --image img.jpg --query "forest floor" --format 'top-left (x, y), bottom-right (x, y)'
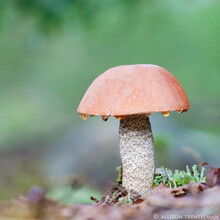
top-left (0, 165), bottom-right (220, 220)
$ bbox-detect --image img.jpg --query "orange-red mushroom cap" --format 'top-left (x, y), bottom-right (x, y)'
top-left (77, 64), bottom-right (190, 117)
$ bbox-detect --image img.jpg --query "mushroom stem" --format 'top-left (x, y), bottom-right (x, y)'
top-left (119, 115), bottom-right (155, 194)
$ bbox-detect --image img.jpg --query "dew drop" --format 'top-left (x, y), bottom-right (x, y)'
top-left (177, 110), bottom-right (183, 113)
top-left (162, 112), bottom-right (170, 117)
top-left (102, 116), bottom-right (109, 121)
top-left (81, 114), bottom-right (88, 120)
top-left (115, 116), bottom-right (123, 120)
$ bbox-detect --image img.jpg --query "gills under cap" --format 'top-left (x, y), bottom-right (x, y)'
top-left (77, 64), bottom-right (190, 118)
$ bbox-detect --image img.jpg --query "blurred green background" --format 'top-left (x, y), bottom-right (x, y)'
top-left (0, 0), bottom-right (220, 203)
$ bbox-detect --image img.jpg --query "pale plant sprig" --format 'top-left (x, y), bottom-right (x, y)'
top-left (153, 165), bottom-right (206, 188)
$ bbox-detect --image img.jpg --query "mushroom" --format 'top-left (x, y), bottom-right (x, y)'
top-left (77, 64), bottom-right (190, 195)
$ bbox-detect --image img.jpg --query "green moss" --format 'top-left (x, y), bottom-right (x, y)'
top-left (153, 165), bottom-right (206, 188)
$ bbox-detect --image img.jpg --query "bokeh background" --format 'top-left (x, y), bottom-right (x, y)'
top-left (0, 0), bottom-right (220, 203)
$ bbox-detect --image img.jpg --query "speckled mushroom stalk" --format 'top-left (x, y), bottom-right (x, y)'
top-left (119, 115), bottom-right (155, 194)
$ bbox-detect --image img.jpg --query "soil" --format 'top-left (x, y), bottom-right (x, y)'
top-left (0, 165), bottom-right (220, 220)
